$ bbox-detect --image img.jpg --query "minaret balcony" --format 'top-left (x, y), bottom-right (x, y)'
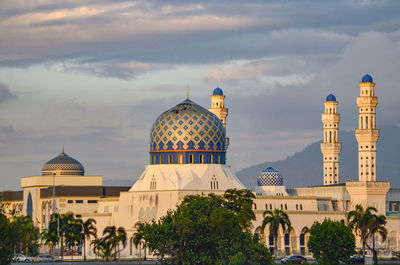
top-left (346, 180), bottom-right (390, 190)
top-left (320, 142), bottom-right (342, 152)
top-left (321, 114), bottom-right (340, 123)
top-left (355, 128), bottom-right (380, 142)
top-left (357, 97), bottom-right (377, 106)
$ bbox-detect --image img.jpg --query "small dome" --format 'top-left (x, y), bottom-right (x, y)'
top-left (42, 151), bottom-right (84, 176)
top-left (326, 94), bottom-right (336, 102)
top-left (257, 167), bottom-right (283, 186)
top-left (213, 87), bottom-right (223, 96)
top-left (362, 74), bottom-right (373, 83)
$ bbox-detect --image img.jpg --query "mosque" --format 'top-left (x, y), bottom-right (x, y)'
top-left (1, 74), bottom-right (400, 259)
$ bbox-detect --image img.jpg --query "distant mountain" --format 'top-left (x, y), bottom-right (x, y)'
top-left (236, 125), bottom-right (400, 189)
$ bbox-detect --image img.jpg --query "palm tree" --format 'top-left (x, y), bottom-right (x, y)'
top-left (80, 218), bottom-right (97, 261)
top-left (41, 228), bottom-right (58, 255)
top-left (115, 227), bottom-right (127, 260)
top-left (366, 214), bottom-right (387, 265)
top-left (91, 238), bottom-right (113, 261)
top-left (347, 204), bottom-right (377, 257)
top-left (103, 225), bottom-right (127, 260)
top-left (55, 212), bottom-right (75, 260)
top-left (65, 218), bottom-right (83, 259)
top-left (261, 209), bottom-right (291, 257)
top-left (133, 222), bottom-right (146, 260)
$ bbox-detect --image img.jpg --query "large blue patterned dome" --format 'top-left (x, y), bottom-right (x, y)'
top-left (362, 74), bottom-right (373, 83)
top-left (257, 167), bottom-right (283, 186)
top-left (150, 99), bottom-right (226, 164)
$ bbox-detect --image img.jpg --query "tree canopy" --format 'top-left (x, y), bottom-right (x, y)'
top-left (347, 204), bottom-right (387, 265)
top-left (308, 219), bottom-right (355, 265)
top-left (0, 203), bottom-right (39, 265)
top-left (134, 189), bottom-right (272, 265)
top-left (261, 209), bottom-right (291, 257)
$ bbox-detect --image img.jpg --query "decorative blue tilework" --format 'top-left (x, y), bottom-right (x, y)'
top-left (150, 100), bottom-right (226, 153)
top-left (42, 151), bottom-right (84, 176)
top-left (150, 99), bottom-right (226, 164)
top-left (257, 167), bottom-right (283, 186)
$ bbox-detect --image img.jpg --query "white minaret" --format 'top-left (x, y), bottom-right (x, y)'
top-left (355, 74), bottom-right (379, 181)
top-left (209, 87), bottom-right (229, 149)
top-left (320, 94), bottom-right (342, 185)
top-left (346, 74), bottom-right (389, 215)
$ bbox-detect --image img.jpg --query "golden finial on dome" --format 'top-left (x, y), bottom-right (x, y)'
top-left (187, 85), bottom-right (189, 100)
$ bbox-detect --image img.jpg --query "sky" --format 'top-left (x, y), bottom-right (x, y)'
top-left (1, 0), bottom-right (400, 190)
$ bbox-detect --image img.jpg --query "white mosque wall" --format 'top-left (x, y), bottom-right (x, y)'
top-left (130, 164), bottom-right (244, 191)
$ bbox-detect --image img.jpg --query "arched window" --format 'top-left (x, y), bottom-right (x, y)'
top-left (150, 176), bottom-right (157, 190)
top-left (269, 235), bottom-right (274, 254)
top-left (284, 231), bottom-right (290, 255)
top-left (199, 154), bottom-right (204, 164)
top-left (218, 155), bottom-right (221, 164)
top-left (209, 154), bottom-right (213, 164)
top-left (211, 175), bottom-right (218, 190)
top-left (189, 154), bottom-right (194, 164)
top-left (160, 155), bottom-right (163, 164)
top-left (27, 193), bottom-right (33, 217)
top-left (366, 116), bottom-right (368, 129)
top-left (178, 154), bottom-right (183, 164)
top-left (361, 116), bottom-right (363, 128)
top-left (300, 227), bottom-right (309, 255)
top-left (329, 131), bottom-right (332, 143)
top-left (168, 154), bottom-right (173, 164)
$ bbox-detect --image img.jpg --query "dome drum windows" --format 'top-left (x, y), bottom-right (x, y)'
top-left (150, 152), bottom-right (225, 165)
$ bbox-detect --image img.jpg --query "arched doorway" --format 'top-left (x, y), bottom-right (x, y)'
top-left (300, 227), bottom-right (309, 255)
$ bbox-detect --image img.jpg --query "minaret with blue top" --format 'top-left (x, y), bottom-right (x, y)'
top-left (320, 93), bottom-right (342, 185)
top-left (209, 87), bottom-right (229, 150)
top-left (209, 87), bottom-right (228, 128)
top-left (355, 74), bottom-right (379, 181)
top-left (346, 74), bottom-right (389, 215)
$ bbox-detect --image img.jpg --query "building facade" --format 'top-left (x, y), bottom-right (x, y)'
top-left (1, 74), bottom-right (400, 259)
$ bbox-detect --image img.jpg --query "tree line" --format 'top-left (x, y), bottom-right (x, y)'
top-left (41, 212), bottom-right (128, 261)
top-left (0, 191), bottom-right (391, 265)
top-left (0, 200), bottom-right (128, 264)
top-left (134, 189), bottom-right (389, 265)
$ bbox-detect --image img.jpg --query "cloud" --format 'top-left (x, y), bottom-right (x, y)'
top-left (201, 57), bottom-right (315, 94)
top-left (63, 60), bottom-right (171, 79)
top-left (0, 82), bottom-right (15, 103)
top-left (1, 0), bottom-right (398, 72)
top-left (0, 1), bottom-right (400, 190)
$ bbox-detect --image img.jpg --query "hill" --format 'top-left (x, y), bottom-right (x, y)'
top-left (235, 125), bottom-right (400, 189)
